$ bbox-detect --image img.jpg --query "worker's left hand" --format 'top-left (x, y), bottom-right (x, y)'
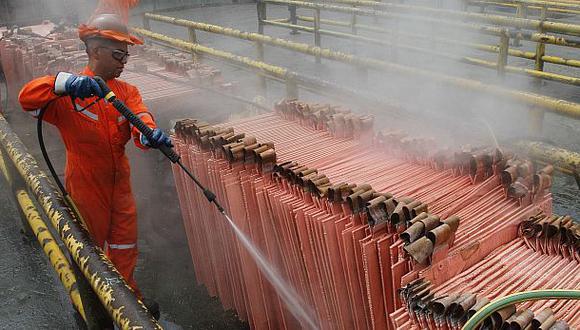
top-left (140, 128), bottom-right (173, 148)
top-left (63, 74), bottom-right (104, 99)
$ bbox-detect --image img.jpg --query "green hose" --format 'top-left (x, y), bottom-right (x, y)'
top-left (462, 289), bottom-right (580, 330)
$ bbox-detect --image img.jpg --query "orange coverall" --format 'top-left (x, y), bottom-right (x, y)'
top-left (92, 0), bottom-right (140, 24)
top-left (18, 66), bottom-right (156, 294)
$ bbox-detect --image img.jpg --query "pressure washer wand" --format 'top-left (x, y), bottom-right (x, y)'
top-left (93, 76), bottom-right (225, 213)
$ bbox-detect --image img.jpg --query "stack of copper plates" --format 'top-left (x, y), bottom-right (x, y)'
top-left (171, 99), bottom-right (573, 330)
top-left (393, 231), bottom-right (579, 329)
top-left (0, 26), bottom-right (227, 109)
top-left (0, 23), bottom-right (83, 107)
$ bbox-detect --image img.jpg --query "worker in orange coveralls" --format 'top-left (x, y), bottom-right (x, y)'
top-left (18, 13), bottom-right (168, 319)
top-left (92, 0), bottom-right (140, 24)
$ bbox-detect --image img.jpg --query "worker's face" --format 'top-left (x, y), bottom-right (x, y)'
top-left (91, 40), bottom-right (129, 80)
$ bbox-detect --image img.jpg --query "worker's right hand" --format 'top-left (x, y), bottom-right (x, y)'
top-left (140, 128), bottom-right (173, 149)
top-left (64, 74), bottom-right (104, 100)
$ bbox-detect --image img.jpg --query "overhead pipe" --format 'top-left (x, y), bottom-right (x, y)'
top-left (141, 15), bottom-right (580, 119)
top-left (0, 114), bottom-right (161, 330)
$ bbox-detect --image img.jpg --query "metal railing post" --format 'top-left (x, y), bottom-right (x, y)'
top-left (535, 6), bottom-right (547, 72)
top-left (529, 5), bottom-right (547, 135)
top-left (513, 3), bottom-right (527, 46)
top-left (289, 5), bottom-right (299, 34)
top-left (188, 26), bottom-right (199, 61)
top-left (142, 15), bottom-right (151, 45)
top-left (258, 1), bottom-right (267, 34)
top-left (357, 67), bottom-right (369, 87)
top-left (314, 8), bottom-right (321, 63)
top-left (498, 29), bottom-right (509, 77)
top-left (256, 41), bottom-right (268, 96)
top-left (351, 6), bottom-right (357, 35)
top-left (528, 107), bottom-right (545, 135)
top-left (286, 78), bottom-right (299, 98)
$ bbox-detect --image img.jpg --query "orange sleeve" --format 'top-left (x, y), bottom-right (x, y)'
top-left (18, 74), bottom-right (69, 125)
top-left (125, 84), bottom-right (157, 150)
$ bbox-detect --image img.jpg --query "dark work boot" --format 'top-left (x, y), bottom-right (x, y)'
top-left (142, 297), bottom-right (161, 320)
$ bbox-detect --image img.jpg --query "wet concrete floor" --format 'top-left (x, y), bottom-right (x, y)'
top-left (0, 173), bottom-right (79, 328)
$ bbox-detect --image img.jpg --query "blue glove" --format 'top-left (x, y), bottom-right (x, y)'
top-left (64, 74), bottom-right (104, 100)
top-left (140, 129), bottom-right (173, 148)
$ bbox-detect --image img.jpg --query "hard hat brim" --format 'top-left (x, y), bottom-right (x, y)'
top-left (79, 24), bottom-right (143, 45)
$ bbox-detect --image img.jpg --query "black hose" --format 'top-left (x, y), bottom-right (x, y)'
top-left (36, 103), bottom-right (68, 196)
top-left (0, 68), bottom-right (8, 114)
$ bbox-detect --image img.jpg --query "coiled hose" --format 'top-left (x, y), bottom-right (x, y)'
top-left (462, 289), bottom-right (580, 330)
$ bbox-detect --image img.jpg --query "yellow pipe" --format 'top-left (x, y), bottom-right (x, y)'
top-left (135, 23), bottom-right (580, 119)
top-left (262, 19), bottom-right (315, 32)
top-left (535, 159), bottom-right (576, 176)
top-left (467, 0), bottom-right (580, 15)
top-left (265, 0), bottom-right (580, 36)
top-left (462, 57), bottom-right (580, 85)
top-left (15, 189), bottom-right (86, 321)
top-left (270, 18), bottom-right (291, 23)
top-left (133, 27), bottom-right (289, 78)
top-left (541, 55), bottom-right (580, 68)
top-left (529, 33), bottom-right (580, 48)
top-left (513, 140), bottom-right (580, 172)
top-left (468, 0), bottom-right (520, 8)
top-left (475, 0), bottom-right (580, 11)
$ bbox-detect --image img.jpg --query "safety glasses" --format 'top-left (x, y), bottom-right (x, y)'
top-left (99, 47), bottom-right (130, 63)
